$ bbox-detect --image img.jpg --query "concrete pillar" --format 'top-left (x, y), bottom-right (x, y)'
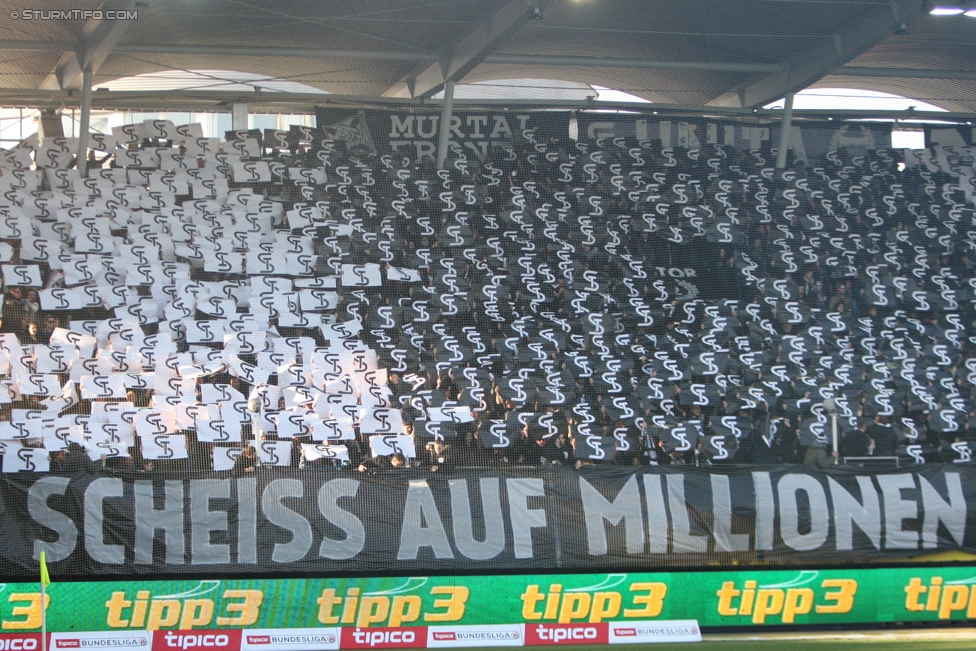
top-left (436, 80), bottom-right (455, 170)
top-left (232, 102), bottom-right (248, 131)
top-left (775, 92), bottom-right (795, 170)
top-left (76, 67), bottom-right (93, 177)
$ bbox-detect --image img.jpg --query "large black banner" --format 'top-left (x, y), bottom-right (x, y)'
top-left (576, 115), bottom-right (893, 164)
top-left (925, 124), bottom-right (976, 148)
top-left (313, 108), bottom-right (570, 162)
top-left (2, 465), bottom-right (972, 578)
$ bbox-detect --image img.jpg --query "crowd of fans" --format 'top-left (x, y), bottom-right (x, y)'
top-left (0, 118), bottom-right (974, 476)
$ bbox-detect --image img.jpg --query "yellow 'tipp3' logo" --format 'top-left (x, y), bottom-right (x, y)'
top-left (716, 572), bottom-right (857, 624)
top-left (905, 576), bottom-right (976, 619)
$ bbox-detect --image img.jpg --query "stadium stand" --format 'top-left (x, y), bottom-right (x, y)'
top-left (1, 119), bottom-right (974, 478)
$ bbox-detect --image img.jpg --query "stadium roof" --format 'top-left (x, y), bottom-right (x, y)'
top-left (0, 0), bottom-right (974, 113)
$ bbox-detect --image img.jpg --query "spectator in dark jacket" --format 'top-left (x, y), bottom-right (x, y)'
top-left (426, 439), bottom-right (459, 472)
top-left (233, 445), bottom-right (258, 475)
top-left (358, 452), bottom-right (407, 472)
top-left (868, 415), bottom-right (896, 457)
top-left (840, 418), bottom-right (872, 458)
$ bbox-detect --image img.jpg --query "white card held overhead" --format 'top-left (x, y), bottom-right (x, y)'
top-left (88, 132), bottom-right (117, 151)
top-left (19, 237), bottom-right (60, 263)
top-left (428, 405), bottom-right (475, 423)
top-left (134, 409), bottom-right (176, 437)
top-left (302, 443), bottom-right (349, 463)
top-left (290, 168), bottom-right (327, 185)
top-left (142, 119), bottom-right (176, 140)
top-left (18, 374), bottom-right (63, 397)
top-left (157, 150), bottom-right (189, 172)
top-left (85, 441), bottom-right (130, 461)
top-left (45, 168), bottom-right (78, 190)
top-left (227, 354), bottom-right (270, 386)
top-left (3, 147), bottom-right (34, 169)
top-left (246, 247), bottom-right (288, 275)
top-left (285, 206), bottom-right (322, 229)
top-left (35, 145), bottom-right (72, 169)
top-left (185, 319), bottom-right (226, 344)
top-left (387, 266), bottom-right (422, 282)
top-left (197, 418), bottom-right (241, 443)
top-left (233, 161), bottom-right (271, 183)
top-left (212, 446), bottom-right (243, 471)
top-left (149, 170), bottom-right (190, 194)
top-left (189, 136), bottom-right (222, 156)
top-left (368, 434), bottom-right (415, 458)
top-left (175, 123), bottom-right (205, 141)
top-left (0, 421), bottom-right (30, 441)
top-left (284, 254), bottom-right (318, 276)
top-left (2, 445), bottom-right (49, 473)
top-left (265, 130), bottom-right (291, 150)
top-left (112, 123), bottom-right (144, 146)
top-left (34, 346), bottom-right (72, 375)
top-left (204, 251), bottom-right (244, 274)
top-left (256, 439), bottom-right (292, 467)
top-left (117, 149), bottom-right (159, 169)
top-left (80, 375), bottom-right (128, 400)
top-left (123, 373), bottom-right (155, 391)
top-left (223, 330), bottom-right (266, 356)
top-left (141, 434), bottom-right (188, 460)
top-left (2, 265), bottom-right (42, 286)
top-left (298, 289), bottom-right (339, 312)
top-left (312, 418), bottom-right (355, 442)
top-left (46, 136), bottom-right (78, 152)
top-left (360, 407), bottom-right (404, 434)
top-left (0, 212), bottom-right (31, 239)
top-left (274, 409), bottom-right (313, 438)
top-left (40, 288), bottom-right (84, 311)
top-left (341, 263), bottom-right (383, 287)
top-left (321, 319), bottom-right (362, 339)
top-left (50, 328), bottom-right (97, 358)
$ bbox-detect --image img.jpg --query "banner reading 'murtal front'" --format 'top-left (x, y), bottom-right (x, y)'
top-left (313, 108), bottom-right (570, 162)
top-left (0, 466), bottom-right (972, 577)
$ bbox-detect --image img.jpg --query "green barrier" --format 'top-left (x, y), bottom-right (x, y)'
top-left (3, 566), bottom-right (975, 632)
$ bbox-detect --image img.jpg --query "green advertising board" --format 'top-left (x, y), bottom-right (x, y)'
top-left (2, 566), bottom-right (975, 633)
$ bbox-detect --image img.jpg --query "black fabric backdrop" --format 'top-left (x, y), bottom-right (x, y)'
top-left (575, 115), bottom-right (893, 164)
top-left (925, 124), bottom-right (975, 148)
top-left (1, 465), bottom-right (973, 578)
top-left (313, 108), bottom-right (571, 161)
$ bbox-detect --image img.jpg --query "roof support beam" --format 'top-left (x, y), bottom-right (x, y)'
top-left (40, 0), bottom-right (138, 90)
top-left (383, 0), bottom-right (554, 99)
top-left (707, 0), bottom-right (927, 108)
top-left (484, 55), bottom-right (783, 74)
top-left (116, 44), bottom-right (438, 62)
top-left (0, 40), bottom-right (76, 51)
top-left (16, 41), bottom-right (976, 82)
top-left (2, 89), bottom-right (974, 122)
top-left (832, 66), bottom-right (976, 81)
top-left (0, 41), bottom-right (784, 74)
